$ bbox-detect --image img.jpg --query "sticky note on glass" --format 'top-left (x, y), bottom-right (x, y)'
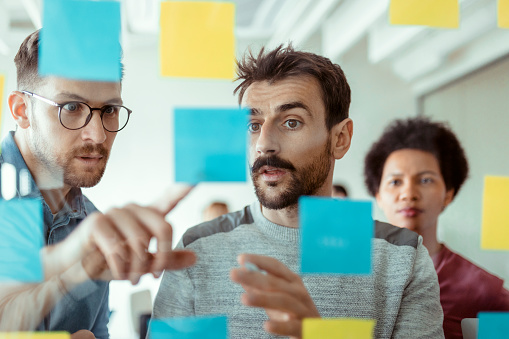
top-left (389, 0), bottom-right (459, 28)
top-left (478, 312), bottom-right (509, 339)
top-left (300, 197), bottom-right (373, 275)
top-left (481, 176), bottom-right (509, 250)
top-left (39, 0), bottom-right (122, 81)
top-left (499, 0), bottom-right (509, 28)
top-left (149, 315), bottom-right (228, 339)
top-left (0, 199), bottom-right (44, 282)
top-left (174, 107), bottom-right (247, 183)
top-left (160, 1), bottom-right (235, 79)
top-left (303, 318), bottom-right (375, 339)
top-left (0, 333), bottom-right (69, 339)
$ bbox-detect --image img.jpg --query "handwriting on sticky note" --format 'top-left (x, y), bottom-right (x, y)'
top-left (300, 197), bottom-right (373, 275)
top-left (159, 1), bottom-right (235, 79)
top-left (481, 176), bottom-right (509, 250)
top-left (389, 0), bottom-right (459, 28)
top-left (302, 318), bottom-right (375, 339)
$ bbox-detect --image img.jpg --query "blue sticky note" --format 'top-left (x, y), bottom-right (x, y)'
top-left (0, 199), bottom-right (44, 282)
top-left (174, 108), bottom-right (248, 183)
top-left (150, 315), bottom-right (228, 339)
top-left (478, 312), bottom-right (509, 339)
top-left (300, 197), bottom-right (373, 275)
top-left (39, 0), bottom-right (122, 81)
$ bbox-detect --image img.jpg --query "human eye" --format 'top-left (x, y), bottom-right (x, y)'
top-left (248, 122), bottom-right (261, 133)
top-left (421, 177), bottom-right (434, 184)
top-left (102, 105), bottom-right (119, 115)
top-left (62, 102), bottom-right (85, 113)
top-left (389, 179), bottom-right (401, 186)
top-left (283, 119), bottom-right (302, 129)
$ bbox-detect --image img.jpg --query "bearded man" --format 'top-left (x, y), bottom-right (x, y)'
top-left (152, 45), bottom-right (444, 339)
top-left (1, 29), bottom-right (195, 338)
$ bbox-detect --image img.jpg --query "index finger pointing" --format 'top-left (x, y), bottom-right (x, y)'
top-left (150, 185), bottom-right (194, 215)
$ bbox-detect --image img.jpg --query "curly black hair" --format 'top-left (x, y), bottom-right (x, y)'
top-left (364, 117), bottom-right (469, 197)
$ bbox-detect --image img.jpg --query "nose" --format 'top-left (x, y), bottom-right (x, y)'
top-left (400, 181), bottom-right (420, 202)
top-left (81, 111), bottom-right (107, 144)
top-left (255, 122), bottom-right (280, 156)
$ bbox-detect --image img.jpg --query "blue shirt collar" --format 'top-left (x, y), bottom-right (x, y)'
top-left (0, 131), bottom-right (87, 227)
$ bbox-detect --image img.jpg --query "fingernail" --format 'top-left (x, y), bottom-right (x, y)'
top-left (244, 262), bottom-right (260, 272)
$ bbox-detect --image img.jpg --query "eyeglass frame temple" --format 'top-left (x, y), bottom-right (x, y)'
top-left (21, 91), bottom-right (60, 108)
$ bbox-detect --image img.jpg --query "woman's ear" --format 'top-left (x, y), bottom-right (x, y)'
top-left (442, 189), bottom-right (455, 211)
top-left (9, 91), bottom-right (31, 129)
top-left (330, 118), bottom-right (353, 160)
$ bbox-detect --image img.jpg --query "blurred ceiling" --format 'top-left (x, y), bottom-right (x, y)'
top-left (1, 0), bottom-right (508, 96)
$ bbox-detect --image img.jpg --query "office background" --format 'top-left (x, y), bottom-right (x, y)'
top-left (0, 0), bottom-right (508, 337)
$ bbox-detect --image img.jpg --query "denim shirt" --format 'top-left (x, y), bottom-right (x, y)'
top-left (0, 131), bottom-right (110, 338)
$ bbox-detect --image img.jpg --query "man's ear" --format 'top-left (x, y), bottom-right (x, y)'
top-left (330, 118), bottom-right (353, 160)
top-left (9, 91), bottom-right (31, 129)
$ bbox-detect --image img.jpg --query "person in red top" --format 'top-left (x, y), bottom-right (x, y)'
top-left (363, 117), bottom-right (509, 339)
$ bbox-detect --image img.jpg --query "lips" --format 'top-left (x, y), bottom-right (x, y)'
top-left (398, 207), bottom-right (423, 218)
top-left (78, 154), bottom-right (103, 159)
top-left (260, 166), bottom-right (287, 182)
top-left (76, 154), bottom-right (103, 165)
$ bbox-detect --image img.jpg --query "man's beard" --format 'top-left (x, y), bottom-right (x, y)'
top-left (30, 122), bottom-right (109, 188)
top-left (251, 141), bottom-right (332, 210)
top-left (62, 143), bottom-right (109, 188)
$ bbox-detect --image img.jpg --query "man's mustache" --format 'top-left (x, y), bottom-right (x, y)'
top-left (71, 144), bottom-right (109, 158)
top-left (250, 155), bottom-right (296, 174)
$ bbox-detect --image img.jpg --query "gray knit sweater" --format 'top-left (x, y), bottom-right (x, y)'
top-left (153, 202), bottom-right (444, 338)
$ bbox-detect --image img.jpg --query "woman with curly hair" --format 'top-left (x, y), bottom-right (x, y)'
top-left (364, 117), bottom-right (509, 339)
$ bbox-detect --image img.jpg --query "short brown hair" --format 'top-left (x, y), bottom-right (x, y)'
top-left (14, 29), bottom-right (124, 91)
top-left (234, 44), bottom-right (351, 130)
top-left (14, 29), bottom-right (43, 91)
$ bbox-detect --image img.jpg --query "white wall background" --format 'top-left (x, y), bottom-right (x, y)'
top-left (423, 57), bottom-right (509, 289)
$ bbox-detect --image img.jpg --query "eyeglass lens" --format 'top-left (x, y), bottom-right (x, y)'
top-left (59, 102), bottom-right (129, 132)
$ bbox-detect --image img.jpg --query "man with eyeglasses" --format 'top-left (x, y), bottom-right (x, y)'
top-left (0, 30), bottom-right (195, 338)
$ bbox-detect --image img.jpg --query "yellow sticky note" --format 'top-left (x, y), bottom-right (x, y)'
top-left (498, 0), bottom-right (509, 28)
top-left (0, 333), bottom-right (69, 339)
top-left (389, 0), bottom-right (459, 28)
top-left (159, 1), bottom-right (235, 79)
top-left (481, 176), bottom-right (509, 250)
top-left (302, 318), bottom-right (375, 339)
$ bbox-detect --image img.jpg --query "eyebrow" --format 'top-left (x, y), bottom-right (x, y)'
top-left (55, 91), bottom-right (123, 105)
top-left (385, 170), bottom-right (440, 178)
top-left (276, 101), bottom-right (312, 117)
top-left (250, 107), bottom-right (262, 116)
top-left (249, 101), bottom-right (312, 117)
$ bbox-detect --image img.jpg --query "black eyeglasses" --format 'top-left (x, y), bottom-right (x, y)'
top-left (22, 91), bottom-right (132, 132)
